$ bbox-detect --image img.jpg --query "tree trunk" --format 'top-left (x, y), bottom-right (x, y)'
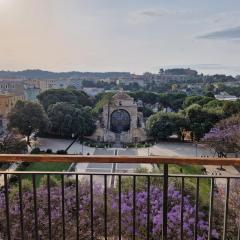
top-left (27, 134), bottom-right (31, 146)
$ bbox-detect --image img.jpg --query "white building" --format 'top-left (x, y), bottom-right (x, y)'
top-left (215, 92), bottom-right (238, 101)
top-left (83, 87), bottom-right (105, 96)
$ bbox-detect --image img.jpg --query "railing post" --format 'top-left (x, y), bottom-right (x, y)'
top-left (163, 163), bottom-right (168, 239)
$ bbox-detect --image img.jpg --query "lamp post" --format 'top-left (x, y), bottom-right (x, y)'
top-left (27, 122), bottom-right (32, 146)
top-left (195, 141), bottom-right (198, 157)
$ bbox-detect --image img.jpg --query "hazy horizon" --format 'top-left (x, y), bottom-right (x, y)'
top-left (1, 0), bottom-right (240, 75)
top-left (0, 66), bottom-right (239, 77)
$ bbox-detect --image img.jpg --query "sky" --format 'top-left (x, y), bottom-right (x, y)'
top-left (1, 0), bottom-right (240, 75)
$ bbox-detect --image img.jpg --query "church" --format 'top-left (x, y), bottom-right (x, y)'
top-left (90, 91), bottom-right (147, 143)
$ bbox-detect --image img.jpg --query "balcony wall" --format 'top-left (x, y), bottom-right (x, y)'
top-left (0, 155), bottom-right (240, 239)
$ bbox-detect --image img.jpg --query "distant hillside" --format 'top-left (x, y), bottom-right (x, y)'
top-left (0, 69), bottom-right (131, 80)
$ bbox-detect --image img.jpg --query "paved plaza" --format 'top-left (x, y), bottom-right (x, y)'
top-left (37, 138), bottom-right (214, 158)
top-left (37, 137), bottom-right (95, 155)
top-left (138, 142), bottom-right (213, 157)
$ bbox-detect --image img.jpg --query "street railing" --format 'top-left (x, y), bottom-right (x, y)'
top-left (0, 154), bottom-right (240, 239)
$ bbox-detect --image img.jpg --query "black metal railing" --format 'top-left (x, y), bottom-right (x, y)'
top-left (0, 155), bottom-right (240, 239)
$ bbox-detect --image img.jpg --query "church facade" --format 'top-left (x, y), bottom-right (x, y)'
top-left (90, 91), bottom-right (147, 143)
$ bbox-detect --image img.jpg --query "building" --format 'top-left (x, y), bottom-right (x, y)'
top-left (0, 79), bottom-right (24, 96)
top-left (116, 76), bottom-right (146, 87)
top-left (83, 87), bottom-right (105, 97)
top-left (0, 93), bottom-right (25, 133)
top-left (0, 93), bottom-right (25, 118)
top-left (24, 79), bottom-right (69, 93)
top-left (215, 92), bottom-right (238, 101)
top-left (153, 68), bottom-right (199, 84)
top-left (90, 91), bottom-right (147, 143)
top-left (67, 79), bottom-right (83, 90)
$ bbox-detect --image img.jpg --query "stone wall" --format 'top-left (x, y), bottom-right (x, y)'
top-left (91, 91), bottom-right (148, 143)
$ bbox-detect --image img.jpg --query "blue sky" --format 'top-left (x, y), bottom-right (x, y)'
top-left (1, 0), bottom-right (240, 75)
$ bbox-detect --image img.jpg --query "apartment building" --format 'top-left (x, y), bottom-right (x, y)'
top-left (25, 79), bottom-right (69, 92)
top-left (0, 93), bottom-right (25, 118)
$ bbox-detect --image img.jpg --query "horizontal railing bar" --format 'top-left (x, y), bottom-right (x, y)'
top-left (0, 171), bottom-right (163, 176)
top-left (169, 174), bottom-right (240, 178)
top-left (0, 154), bottom-right (240, 166)
top-left (1, 171), bottom-right (240, 178)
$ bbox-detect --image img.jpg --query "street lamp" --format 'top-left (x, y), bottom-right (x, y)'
top-left (195, 141), bottom-right (198, 157)
top-left (27, 123), bottom-right (32, 146)
top-left (82, 142), bottom-right (84, 155)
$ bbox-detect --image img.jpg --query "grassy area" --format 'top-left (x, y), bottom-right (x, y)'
top-left (20, 162), bottom-right (71, 186)
top-left (169, 164), bottom-right (204, 174)
top-left (157, 164), bottom-right (210, 206)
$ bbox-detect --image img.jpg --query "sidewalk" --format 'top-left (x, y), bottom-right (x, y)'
top-left (0, 163), bottom-right (19, 186)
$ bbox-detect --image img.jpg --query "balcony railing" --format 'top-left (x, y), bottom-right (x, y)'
top-left (0, 155), bottom-right (240, 239)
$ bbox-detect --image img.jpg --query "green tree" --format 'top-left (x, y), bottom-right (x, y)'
top-left (204, 83), bottom-right (215, 92)
top-left (47, 102), bottom-right (96, 137)
top-left (38, 89), bottom-right (93, 111)
top-left (185, 104), bottom-right (219, 141)
top-left (204, 91), bottom-right (215, 98)
top-left (163, 93), bottom-right (187, 111)
top-left (140, 107), bottom-right (154, 118)
top-left (93, 92), bottom-right (114, 114)
top-left (222, 101), bottom-right (240, 117)
top-left (8, 101), bottom-right (49, 144)
top-left (146, 112), bottom-right (186, 140)
top-left (183, 96), bottom-right (214, 108)
top-left (204, 99), bottom-right (224, 109)
top-left (130, 91), bottom-right (159, 105)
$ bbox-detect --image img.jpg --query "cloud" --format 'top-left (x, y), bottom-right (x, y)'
top-left (209, 11), bottom-right (240, 26)
top-left (129, 9), bottom-right (191, 24)
top-left (137, 10), bottom-right (160, 17)
top-left (199, 26), bottom-right (240, 40)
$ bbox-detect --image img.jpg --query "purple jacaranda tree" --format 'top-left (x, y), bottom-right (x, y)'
top-left (202, 114), bottom-right (240, 157)
top-left (0, 180), bottom-right (219, 239)
top-left (213, 179), bottom-right (240, 239)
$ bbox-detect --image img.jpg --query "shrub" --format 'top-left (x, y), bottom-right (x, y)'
top-left (56, 150), bottom-right (67, 154)
top-left (39, 175), bottom-right (59, 187)
top-left (16, 162), bottom-right (31, 171)
top-left (46, 148), bottom-right (53, 154)
top-left (30, 147), bottom-right (41, 154)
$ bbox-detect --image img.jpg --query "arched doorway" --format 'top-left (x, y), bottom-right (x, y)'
top-left (110, 109), bottom-right (130, 133)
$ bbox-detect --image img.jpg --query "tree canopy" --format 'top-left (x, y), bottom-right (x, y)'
top-left (8, 101), bottom-right (49, 143)
top-left (130, 91), bottom-right (187, 112)
top-left (184, 104), bottom-right (220, 141)
top-left (38, 89), bottom-right (93, 111)
top-left (130, 91), bottom-right (159, 105)
top-left (202, 114), bottom-right (240, 156)
top-left (159, 93), bottom-right (187, 111)
top-left (146, 112), bottom-right (186, 140)
top-left (92, 92), bottom-right (114, 114)
top-left (183, 96), bottom-right (214, 108)
top-left (47, 102), bottom-right (96, 137)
